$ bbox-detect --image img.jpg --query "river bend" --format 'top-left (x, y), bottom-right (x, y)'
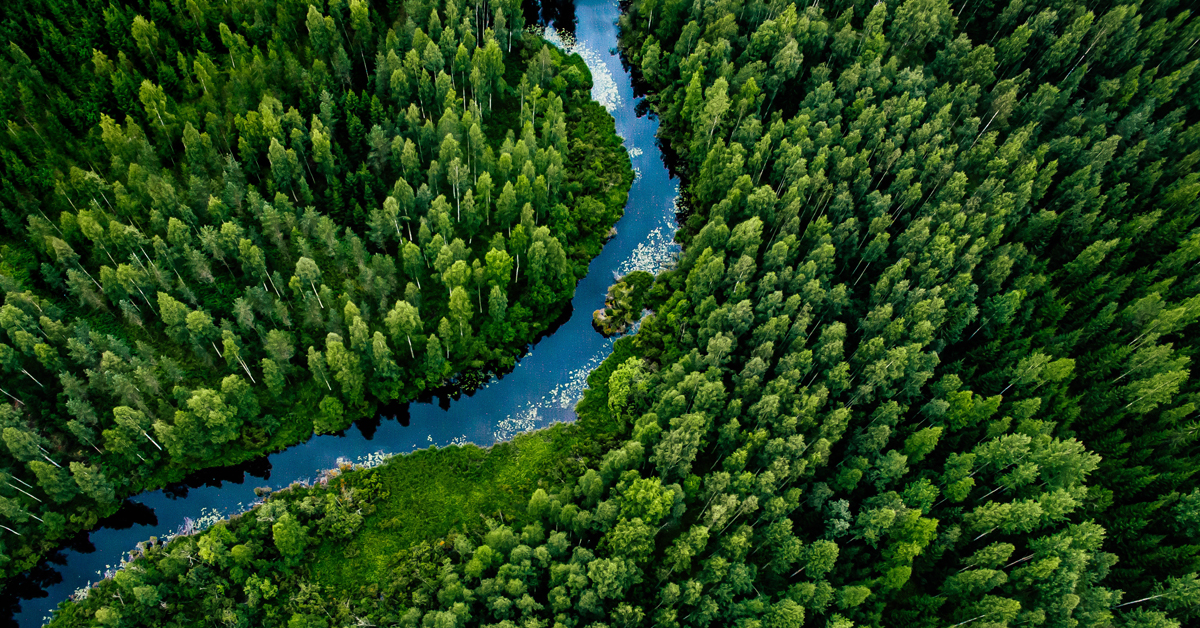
top-left (8, 1), bottom-right (675, 624)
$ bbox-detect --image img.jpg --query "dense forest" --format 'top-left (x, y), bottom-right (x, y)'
top-left (23, 0), bottom-right (1200, 626)
top-left (0, 0), bottom-right (632, 585)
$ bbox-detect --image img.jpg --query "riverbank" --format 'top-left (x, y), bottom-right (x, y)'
top-left (40, 330), bottom-right (639, 627)
top-left (30, 0), bottom-right (690, 623)
top-left (307, 337), bottom-right (635, 589)
top-left (9, 1), bottom-right (683, 620)
top-left (0, 26), bottom-right (632, 600)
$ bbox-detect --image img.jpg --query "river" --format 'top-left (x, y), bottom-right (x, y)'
top-left (6, 1), bottom-right (677, 624)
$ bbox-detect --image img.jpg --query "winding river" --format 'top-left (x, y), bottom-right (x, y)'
top-left (7, 1), bottom-right (677, 625)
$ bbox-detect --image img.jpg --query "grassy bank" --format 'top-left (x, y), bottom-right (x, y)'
top-left (38, 330), bottom-right (638, 625)
top-left (309, 334), bottom-right (638, 590)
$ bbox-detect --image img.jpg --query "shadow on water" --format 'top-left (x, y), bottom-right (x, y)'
top-left (163, 455), bottom-right (274, 500)
top-left (524, 0), bottom-right (578, 35)
top-left (399, 300), bottom-right (575, 410)
top-left (0, 564), bottom-right (57, 625)
top-left (99, 501), bottom-right (158, 532)
top-left (8, 0), bottom-right (682, 624)
top-left (376, 401), bottom-right (412, 428)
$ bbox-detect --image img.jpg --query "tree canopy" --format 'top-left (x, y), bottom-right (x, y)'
top-left (0, 0), bottom-right (631, 582)
top-left (25, 0), bottom-right (1200, 626)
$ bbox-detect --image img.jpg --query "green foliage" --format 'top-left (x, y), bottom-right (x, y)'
top-left (593, 270), bottom-right (655, 335)
top-left (273, 512), bottom-right (308, 563)
top-left (0, 0), bottom-right (632, 580)
top-left (36, 0), bottom-right (1200, 626)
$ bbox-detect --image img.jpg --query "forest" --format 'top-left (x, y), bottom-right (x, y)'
top-left (14, 0), bottom-right (1200, 626)
top-left (0, 0), bottom-right (632, 587)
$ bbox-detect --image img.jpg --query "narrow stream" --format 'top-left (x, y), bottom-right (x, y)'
top-left (8, 1), bottom-right (677, 624)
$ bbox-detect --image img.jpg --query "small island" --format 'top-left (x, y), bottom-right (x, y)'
top-left (591, 270), bottom-right (653, 336)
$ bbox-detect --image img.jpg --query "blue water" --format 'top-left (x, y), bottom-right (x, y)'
top-left (9, 1), bottom-right (677, 624)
